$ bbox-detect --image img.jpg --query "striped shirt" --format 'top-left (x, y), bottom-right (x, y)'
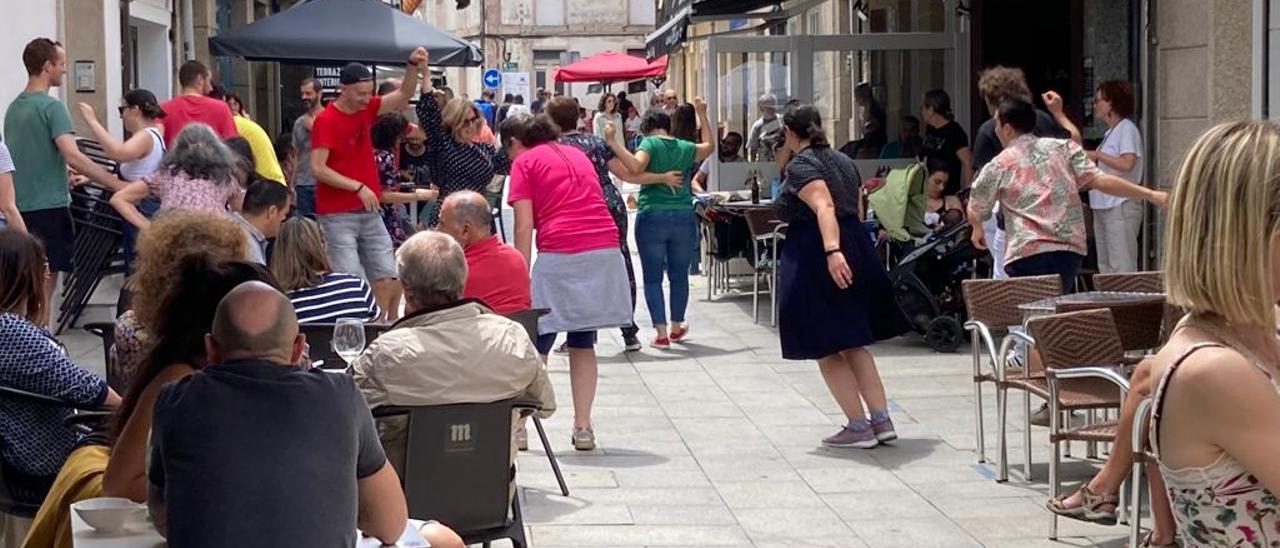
top-left (287, 272), bottom-right (381, 324)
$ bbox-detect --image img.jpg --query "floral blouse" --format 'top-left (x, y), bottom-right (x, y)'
top-left (374, 148), bottom-right (411, 248)
top-left (145, 168), bottom-right (242, 214)
top-left (968, 134), bottom-right (1101, 265)
top-left (1151, 342), bottom-right (1280, 547)
top-left (109, 310), bottom-right (153, 394)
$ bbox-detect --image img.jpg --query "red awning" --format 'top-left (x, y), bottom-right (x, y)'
top-left (553, 51), bottom-right (668, 83)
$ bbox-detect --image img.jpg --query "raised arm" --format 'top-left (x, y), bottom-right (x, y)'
top-left (1042, 91), bottom-right (1082, 145)
top-left (76, 103), bottom-right (152, 162)
top-left (692, 98), bottom-right (715, 162)
top-left (380, 48), bottom-right (427, 115)
top-left (602, 122), bottom-right (648, 174)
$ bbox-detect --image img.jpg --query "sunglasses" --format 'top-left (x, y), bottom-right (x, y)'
top-left (117, 105), bottom-right (132, 115)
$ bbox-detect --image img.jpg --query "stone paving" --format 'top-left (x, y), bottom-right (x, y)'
top-left (62, 273), bottom-right (1135, 547)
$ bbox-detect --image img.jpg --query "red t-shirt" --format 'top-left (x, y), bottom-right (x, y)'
top-left (506, 143), bottom-right (619, 253)
top-left (310, 96), bottom-right (383, 215)
top-left (463, 235), bottom-right (532, 314)
top-left (158, 95), bottom-right (238, 147)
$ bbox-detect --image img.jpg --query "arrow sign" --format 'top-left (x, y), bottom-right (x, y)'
top-left (482, 69), bottom-right (502, 89)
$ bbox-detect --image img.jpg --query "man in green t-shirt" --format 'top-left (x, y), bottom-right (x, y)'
top-left (4, 38), bottom-right (124, 316)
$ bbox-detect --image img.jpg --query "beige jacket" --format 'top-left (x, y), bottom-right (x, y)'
top-left (352, 300), bottom-right (555, 473)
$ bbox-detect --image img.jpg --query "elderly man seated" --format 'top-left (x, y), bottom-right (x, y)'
top-left (147, 281), bottom-right (463, 548)
top-left (352, 231), bottom-right (555, 472)
top-left (436, 190), bottom-right (531, 314)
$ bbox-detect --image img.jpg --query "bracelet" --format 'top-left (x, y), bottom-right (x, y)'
top-left (825, 248), bottom-right (841, 256)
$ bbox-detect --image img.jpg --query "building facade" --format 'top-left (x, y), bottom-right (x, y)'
top-left (414, 0), bottom-right (656, 103)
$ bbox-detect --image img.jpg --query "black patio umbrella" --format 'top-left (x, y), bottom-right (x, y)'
top-left (209, 0), bottom-right (483, 66)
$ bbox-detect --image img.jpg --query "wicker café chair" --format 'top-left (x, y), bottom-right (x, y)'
top-left (1025, 309), bottom-right (1131, 540)
top-left (1092, 271), bottom-right (1162, 294)
top-left (960, 275), bottom-right (1061, 469)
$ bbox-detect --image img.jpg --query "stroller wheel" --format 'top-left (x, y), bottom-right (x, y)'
top-left (924, 316), bottom-right (964, 353)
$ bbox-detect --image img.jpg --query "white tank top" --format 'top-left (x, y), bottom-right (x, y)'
top-left (118, 127), bottom-right (165, 181)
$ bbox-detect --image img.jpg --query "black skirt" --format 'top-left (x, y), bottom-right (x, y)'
top-left (777, 217), bottom-right (910, 360)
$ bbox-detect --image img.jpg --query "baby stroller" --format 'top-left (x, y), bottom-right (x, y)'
top-left (865, 163), bottom-right (976, 352)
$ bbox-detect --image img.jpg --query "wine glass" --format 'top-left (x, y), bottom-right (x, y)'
top-left (331, 318), bottom-right (366, 367)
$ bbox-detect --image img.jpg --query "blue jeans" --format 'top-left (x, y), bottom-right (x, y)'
top-left (635, 210), bottom-right (698, 326)
top-left (123, 195), bottom-right (161, 274)
top-left (293, 185), bottom-right (316, 218)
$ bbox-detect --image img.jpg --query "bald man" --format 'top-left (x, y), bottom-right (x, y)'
top-left (147, 282), bottom-right (463, 548)
top-left (437, 191), bottom-right (531, 314)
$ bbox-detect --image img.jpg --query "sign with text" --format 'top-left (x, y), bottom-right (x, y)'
top-left (313, 64), bottom-right (375, 101)
top-left (502, 72), bottom-right (530, 100)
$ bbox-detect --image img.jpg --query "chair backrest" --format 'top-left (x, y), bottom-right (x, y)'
top-left (75, 138), bottom-right (120, 176)
top-left (961, 275), bottom-right (1061, 330)
top-left (1025, 308), bottom-right (1125, 370)
top-left (1092, 271), bottom-right (1163, 294)
top-left (501, 308), bottom-right (550, 343)
top-left (299, 322), bottom-right (390, 368)
top-left (1054, 298), bottom-right (1166, 352)
top-left (742, 208), bottom-right (779, 239)
top-left (397, 399), bottom-right (519, 532)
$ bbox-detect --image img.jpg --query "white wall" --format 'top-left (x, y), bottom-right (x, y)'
top-left (131, 0), bottom-right (174, 98)
top-left (0, 1), bottom-right (60, 133)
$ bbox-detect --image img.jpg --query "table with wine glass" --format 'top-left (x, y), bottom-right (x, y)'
top-left (299, 319), bottom-right (389, 370)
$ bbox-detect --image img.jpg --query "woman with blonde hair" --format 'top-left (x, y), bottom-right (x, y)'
top-left (271, 216), bottom-right (380, 324)
top-left (1143, 121), bottom-right (1280, 546)
top-left (415, 67), bottom-right (502, 222)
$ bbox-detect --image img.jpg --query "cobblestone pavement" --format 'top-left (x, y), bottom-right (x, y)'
top-left (62, 272), bottom-right (1132, 547)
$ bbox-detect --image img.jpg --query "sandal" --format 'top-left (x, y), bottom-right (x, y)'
top-left (1140, 531), bottom-right (1178, 548)
top-left (1046, 485), bottom-right (1119, 525)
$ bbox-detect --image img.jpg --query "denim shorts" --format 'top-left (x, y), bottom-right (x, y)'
top-left (317, 211), bottom-right (398, 281)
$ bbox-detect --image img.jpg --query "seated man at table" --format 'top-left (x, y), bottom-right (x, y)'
top-left (147, 281), bottom-right (462, 547)
top-left (352, 231), bottom-right (555, 472)
top-left (436, 190), bottom-right (531, 314)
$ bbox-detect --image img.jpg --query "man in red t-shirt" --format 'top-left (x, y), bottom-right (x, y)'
top-left (437, 191), bottom-right (531, 314)
top-left (311, 49), bottom-right (430, 318)
top-left (158, 61), bottom-right (238, 147)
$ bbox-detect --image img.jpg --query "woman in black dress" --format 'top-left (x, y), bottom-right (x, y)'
top-left (773, 105), bottom-right (910, 449)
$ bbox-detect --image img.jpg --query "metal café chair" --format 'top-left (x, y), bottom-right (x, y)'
top-left (960, 275), bottom-right (1061, 470)
top-left (501, 308), bottom-right (569, 497)
top-left (1128, 397), bottom-right (1157, 547)
top-left (1025, 308), bottom-right (1130, 541)
top-left (742, 208), bottom-right (785, 325)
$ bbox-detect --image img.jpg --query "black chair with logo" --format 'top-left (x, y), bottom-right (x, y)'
top-left (373, 398), bottom-right (531, 548)
top-left (500, 308), bottom-right (568, 496)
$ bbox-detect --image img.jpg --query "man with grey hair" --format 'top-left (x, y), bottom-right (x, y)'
top-left (148, 281), bottom-right (471, 547)
top-left (747, 93), bottom-right (783, 162)
top-left (353, 231), bottom-right (554, 468)
top-left (437, 190), bottom-right (531, 314)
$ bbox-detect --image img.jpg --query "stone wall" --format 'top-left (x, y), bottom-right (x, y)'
top-left (1155, 0), bottom-right (1252, 187)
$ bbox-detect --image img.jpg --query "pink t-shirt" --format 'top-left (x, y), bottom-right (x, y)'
top-left (507, 143), bottom-right (619, 254)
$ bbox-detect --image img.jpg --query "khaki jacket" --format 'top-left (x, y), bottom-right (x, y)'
top-left (352, 300), bottom-right (555, 474)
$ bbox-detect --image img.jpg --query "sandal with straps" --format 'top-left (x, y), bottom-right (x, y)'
top-left (1046, 485), bottom-right (1119, 525)
top-left (1140, 531), bottom-right (1178, 548)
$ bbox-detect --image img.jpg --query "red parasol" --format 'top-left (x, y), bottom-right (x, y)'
top-left (552, 51), bottom-right (668, 83)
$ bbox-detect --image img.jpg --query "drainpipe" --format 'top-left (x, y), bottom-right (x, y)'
top-left (181, 0), bottom-right (195, 60)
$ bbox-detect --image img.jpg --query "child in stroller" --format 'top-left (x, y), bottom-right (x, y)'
top-left (865, 160), bottom-right (977, 351)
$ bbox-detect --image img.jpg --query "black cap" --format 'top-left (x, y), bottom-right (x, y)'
top-left (339, 63), bottom-right (373, 85)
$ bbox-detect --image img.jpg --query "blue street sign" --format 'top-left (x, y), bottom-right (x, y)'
top-left (482, 69), bottom-right (502, 89)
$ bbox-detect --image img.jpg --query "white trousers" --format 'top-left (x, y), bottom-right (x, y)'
top-left (1093, 200), bottom-right (1144, 274)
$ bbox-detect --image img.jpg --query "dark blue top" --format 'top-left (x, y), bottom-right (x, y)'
top-left (149, 359), bottom-right (387, 548)
top-left (0, 313), bottom-right (107, 476)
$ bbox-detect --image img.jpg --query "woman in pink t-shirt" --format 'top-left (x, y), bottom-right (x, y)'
top-left (503, 113), bottom-right (632, 451)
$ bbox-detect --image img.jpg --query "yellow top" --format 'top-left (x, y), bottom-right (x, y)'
top-left (233, 115), bottom-right (286, 184)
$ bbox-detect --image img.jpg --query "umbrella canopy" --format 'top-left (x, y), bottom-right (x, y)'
top-left (553, 51), bottom-right (668, 83)
top-left (209, 0), bottom-right (482, 66)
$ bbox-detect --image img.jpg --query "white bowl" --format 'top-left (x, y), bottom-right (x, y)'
top-left (72, 497), bottom-right (147, 534)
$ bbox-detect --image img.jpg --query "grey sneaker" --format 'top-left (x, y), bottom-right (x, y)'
top-left (870, 416), bottom-right (897, 443)
top-left (572, 428), bottom-right (596, 451)
top-left (623, 334), bottom-right (642, 352)
top-left (514, 427), bottom-right (528, 451)
top-left (821, 425), bottom-right (879, 449)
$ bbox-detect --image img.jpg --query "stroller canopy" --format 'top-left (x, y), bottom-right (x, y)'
top-left (868, 162), bottom-right (929, 242)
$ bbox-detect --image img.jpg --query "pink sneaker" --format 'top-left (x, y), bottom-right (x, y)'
top-left (669, 324), bottom-right (689, 342)
top-left (651, 336), bottom-right (671, 349)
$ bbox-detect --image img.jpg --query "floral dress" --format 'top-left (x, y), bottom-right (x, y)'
top-left (1151, 342), bottom-right (1280, 547)
top-left (374, 148), bottom-right (411, 248)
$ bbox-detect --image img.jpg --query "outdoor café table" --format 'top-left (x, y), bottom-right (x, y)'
top-left (1016, 291), bottom-right (1166, 324)
top-left (71, 512), bottom-right (432, 547)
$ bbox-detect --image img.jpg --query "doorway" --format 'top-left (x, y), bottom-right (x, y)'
top-left (969, 0), bottom-right (1082, 131)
